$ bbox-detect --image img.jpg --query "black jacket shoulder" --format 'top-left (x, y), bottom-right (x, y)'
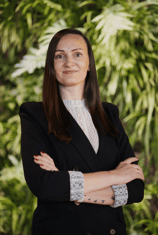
top-left (102, 101), bottom-right (119, 116)
top-left (19, 101), bottom-right (42, 113)
top-left (19, 101), bottom-right (43, 119)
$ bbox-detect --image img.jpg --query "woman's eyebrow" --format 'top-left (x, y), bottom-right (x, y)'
top-left (55, 48), bottom-right (83, 52)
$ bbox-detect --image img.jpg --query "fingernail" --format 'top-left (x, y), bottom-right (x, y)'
top-left (41, 151), bottom-right (45, 154)
top-left (34, 155), bottom-right (38, 156)
top-left (40, 164), bottom-right (43, 166)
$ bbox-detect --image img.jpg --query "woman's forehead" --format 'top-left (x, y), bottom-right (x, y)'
top-left (56, 34), bottom-right (87, 50)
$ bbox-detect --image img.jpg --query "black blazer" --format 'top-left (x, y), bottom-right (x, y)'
top-left (19, 101), bottom-right (144, 235)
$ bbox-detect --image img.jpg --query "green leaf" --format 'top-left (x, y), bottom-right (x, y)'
top-left (0, 122), bottom-right (4, 134)
top-left (123, 112), bottom-right (140, 122)
top-left (43, 0), bottom-right (62, 11)
top-left (147, 88), bottom-right (155, 125)
top-left (78, 0), bottom-right (94, 8)
top-left (22, 3), bottom-right (32, 15)
top-left (137, 117), bottom-right (146, 138)
top-left (12, 206), bottom-right (18, 234)
top-left (0, 196), bottom-right (15, 208)
top-left (26, 13), bottom-right (32, 30)
top-left (139, 63), bottom-right (148, 83)
top-left (91, 14), bottom-right (103, 22)
top-left (132, 0), bottom-right (158, 11)
top-left (15, 1), bottom-right (25, 12)
top-left (107, 71), bottom-right (119, 95)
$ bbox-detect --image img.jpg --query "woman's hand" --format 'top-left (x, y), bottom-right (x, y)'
top-left (111, 157), bottom-right (145, 185)
top-left (34, 152), bottom-right (80, 205)
top-left (34, 152), bottom-right (81, 205)
top-left (33, 152), bottom-right (59, 171)
top-left (74, 201), bottom-right (80, 206)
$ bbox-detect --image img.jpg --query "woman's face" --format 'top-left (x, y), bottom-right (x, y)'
top-left (54, 34), bottom-right (90, 89)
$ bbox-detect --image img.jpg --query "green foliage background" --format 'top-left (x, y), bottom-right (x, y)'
top-left (0, 0), bottom-right (158, 234)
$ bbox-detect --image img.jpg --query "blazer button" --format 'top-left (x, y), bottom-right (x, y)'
top-left (110, 229), bottom-right (116, 234)
top-left (73, 167), bottom-right (79, 171)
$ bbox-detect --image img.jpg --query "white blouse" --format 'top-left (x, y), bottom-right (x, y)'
top-left (63, 98), bottom-right (128, 208)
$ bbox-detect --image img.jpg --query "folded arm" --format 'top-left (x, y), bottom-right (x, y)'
top-left (103, 103), bottom-right (145, 205)
top-left (68, 103), bottom-right (145, 207)
top-left (19, 102), bottom-right (71, 202)
top-left (68, 170), bottom-right (128, 207)
top-left (81, 185), bottom-right (128, 207)
top-left (81, 186), bottom-right (115, 206)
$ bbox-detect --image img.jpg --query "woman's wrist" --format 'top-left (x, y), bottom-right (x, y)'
top-left (76, 195), bottom-right (86, 203)
top-left (108, 170), bottom-right (118, 186)
top-left (75, 187), bottom-right (115, 206)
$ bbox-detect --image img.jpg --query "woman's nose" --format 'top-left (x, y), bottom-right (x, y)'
top-left (65, 56), bottom-right (75, 66)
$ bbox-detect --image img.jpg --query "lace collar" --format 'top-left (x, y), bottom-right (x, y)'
top-left (62, 98), bottom-right (86, 108)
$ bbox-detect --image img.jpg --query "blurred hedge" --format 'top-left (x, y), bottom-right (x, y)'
top-left (0, 0), bottom-right (158, 234)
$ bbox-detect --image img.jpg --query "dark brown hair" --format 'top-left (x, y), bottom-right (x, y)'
top-left (42, 28), bottom-right (119, 143)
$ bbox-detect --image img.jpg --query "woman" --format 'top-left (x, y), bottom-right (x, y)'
top-left (19, 28), bottom-right (145, 235)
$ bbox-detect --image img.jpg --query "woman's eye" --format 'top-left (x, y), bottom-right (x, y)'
top-left (75, 53), bottom-right (82, 57)
top-left (55, 53), bottom-right (82, 59)
top-left (55, 54), bottom-right (64, 59)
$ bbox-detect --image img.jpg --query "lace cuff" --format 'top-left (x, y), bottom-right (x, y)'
top-left (68, 171), bottom-right (84, 201)
top-left (110, 184), bottom-right (128, 208)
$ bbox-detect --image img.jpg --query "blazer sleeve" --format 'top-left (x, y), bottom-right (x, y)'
top-left (106, 103), bottom-right (144, 205)
top-left (19, 102), bottom-right (70, 202)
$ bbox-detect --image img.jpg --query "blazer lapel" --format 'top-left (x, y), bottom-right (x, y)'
top-left (67, 112), bottom-right (102, 172)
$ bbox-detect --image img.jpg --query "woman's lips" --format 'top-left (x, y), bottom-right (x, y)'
top-left (64, 71), bottom-right (77, 74)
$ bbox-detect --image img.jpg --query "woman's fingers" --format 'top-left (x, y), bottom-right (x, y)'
top-left (74, 201), bottom-right (80, 206)
top-left (40, 164), bottom-right (58, 171)
top-left (40, 152), bottom-right (55, 164)
top-left (34, 158), bottom-right (58, 171)
top-left (34, 156), bottom-right (52, 165)
top-left (34, 152), bottom-right (54, 165)
top-left (33, 153), bottom-right (59, 171)
top-left (39, 164), bottom-right (52, 171)
top-left (113, 163), bottom-right (145, 185)
top-left (137, 167), bottom-right (145, 180)
top-left (115, 157), bottom-right (139, 170)
top-left (41, 163), bottom-right (59, 171)
top-left (132, 164), bottom-right (144, 179)
top-left (122, 157), bottom-right (139, 164)
top-left (126, 164), bottom-right (144, 179)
